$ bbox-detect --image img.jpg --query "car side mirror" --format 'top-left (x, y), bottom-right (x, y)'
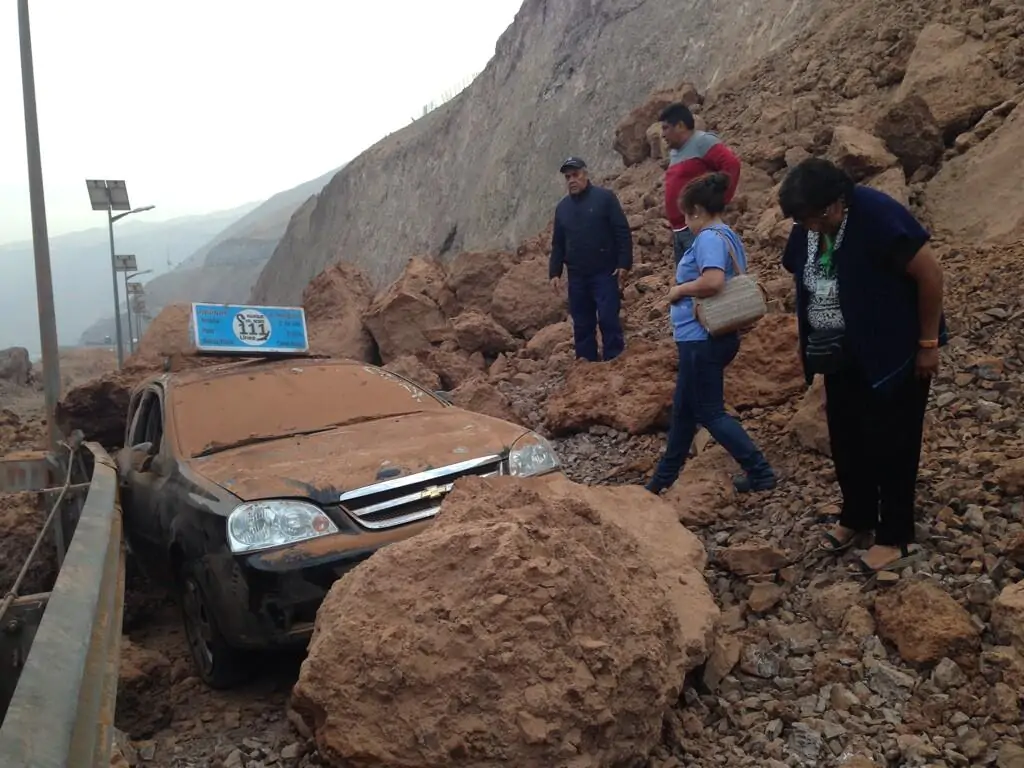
top-left (129, 441), bottom-right (155, 473)
top-left (433, 390), bottom-right (453, 405)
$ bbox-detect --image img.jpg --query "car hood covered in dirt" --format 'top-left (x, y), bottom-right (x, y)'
top-left (183, 408), bottom-right (529, 503)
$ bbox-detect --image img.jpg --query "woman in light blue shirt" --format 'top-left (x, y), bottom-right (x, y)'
top-left (645, 173), bottom-right (776, 495)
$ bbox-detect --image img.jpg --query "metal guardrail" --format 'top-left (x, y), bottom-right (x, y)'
top-left (0, 441), bottom-right (125, 768)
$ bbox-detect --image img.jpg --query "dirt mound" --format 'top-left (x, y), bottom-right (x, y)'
top-left (292, 474), bottom-right (716, 768)
top-left (128, 303), bottom-right (195, 368)
top-left (116, 637), bottom-right (173, 739)
top-left (303, 262), bottom-right (377, 362)
top-left (55, 371), bottom-right (140, 449)
top-left (0, 492), bottom-right (57, 598)
top-left (0, 409), bottom-right (43, 454)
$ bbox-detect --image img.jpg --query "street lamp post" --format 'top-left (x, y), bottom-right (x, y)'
top-left (18, 0), bottom-right (61, 451)
top-left (124, 270), bottom-right (151, 354)
top-left (85, 179), bottom-right (153, 368)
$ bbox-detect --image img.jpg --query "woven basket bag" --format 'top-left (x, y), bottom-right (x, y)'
top-left (693, 229), bottom-right (768, 336)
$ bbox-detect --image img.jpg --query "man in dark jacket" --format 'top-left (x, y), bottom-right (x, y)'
top-left (549, 156), bottom-right (633, 362)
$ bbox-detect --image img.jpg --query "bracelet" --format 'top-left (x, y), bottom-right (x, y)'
top-left (918, 339), bottom-right (939, 349)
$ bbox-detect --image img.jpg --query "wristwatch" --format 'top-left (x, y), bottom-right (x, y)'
top-left (918, 339), bottom-right (939, 349)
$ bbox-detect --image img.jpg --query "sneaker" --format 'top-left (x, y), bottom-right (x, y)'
top-left (732, 471), bottom-right (778, 494)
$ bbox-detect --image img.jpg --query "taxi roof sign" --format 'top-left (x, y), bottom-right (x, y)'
top-left (190, 303), bottom-right (310, 356)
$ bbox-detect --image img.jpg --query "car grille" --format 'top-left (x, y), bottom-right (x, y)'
top-left (337, 454), bottom-right (504, 530)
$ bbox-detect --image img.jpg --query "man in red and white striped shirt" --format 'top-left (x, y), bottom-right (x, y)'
top-left (659, 102), bottom-right (742, 266)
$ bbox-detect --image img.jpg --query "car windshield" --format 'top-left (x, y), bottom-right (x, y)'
top-left (170, 362), bottom-right (444, 458)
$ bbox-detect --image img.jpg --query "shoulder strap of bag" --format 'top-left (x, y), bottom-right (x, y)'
top-left (708, 228), bottom-right (745, 276)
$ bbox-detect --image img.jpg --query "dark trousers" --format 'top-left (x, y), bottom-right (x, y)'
top-left (825, 366), bottom-right (931, 546)
top-left (651, 334), bottom-right (773, 488)
top-left (673, 228), bottom-right (695, 266)
top-left (567, 271), bottom-right (624, 362)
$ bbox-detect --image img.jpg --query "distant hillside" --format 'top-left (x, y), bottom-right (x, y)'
top-left (0, 202), bottom-right (258, 358)
top-left (78, 166), bottom-right (343, 345)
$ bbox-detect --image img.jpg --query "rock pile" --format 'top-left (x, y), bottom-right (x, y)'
top-left (292, 474), bottom-right (717, 768)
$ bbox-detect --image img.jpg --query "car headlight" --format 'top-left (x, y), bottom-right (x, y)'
top-left (226, 500), bottom-right (339, 554)
top-left (508, 432), bottom-right (560, 477)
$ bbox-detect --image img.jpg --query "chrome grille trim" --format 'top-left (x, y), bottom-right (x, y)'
top-left (337, 455), bottom-right (504, 530)
top-left (338, 454), bottom-right (503, 503)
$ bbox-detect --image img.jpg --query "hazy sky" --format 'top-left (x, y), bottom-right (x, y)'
top-left (0, 0), bottom-right (522, 245)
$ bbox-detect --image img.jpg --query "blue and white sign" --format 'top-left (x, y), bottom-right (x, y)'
top-left (190, 303), bottom-right (309, 355)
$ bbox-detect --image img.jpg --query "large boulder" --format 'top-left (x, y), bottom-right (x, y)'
top-left (491, 258), bottom-right (567, 338)
top-left (873, 579), bottom-right (981, 665)
top-left (865, 167), bottom-right (910, 208)
top-left (827, 125), bottom-right (898, 182)
top-left (927, 102), bottom-right (1024, 245)
top-left (452, 311), bottom-right (517, 356)
top-left (445, 251), bottom-right (513, 315)
top-left (545, 315), bottom-right (804, 436)
top-left (383, 355), bottom-right (442, 391)
top-left (613, 82), bottom-right (700, 166)
top-left (363, 258), bottom-right (451, 362)
top-left (292, 474), bottom-right (715, 768)
top-left (303, 263), bottom-right (377, 362)
top-left (545, 340), bottom-right (675, 436)
top-left (725, 314), bottom-right (806, 410)
top-left (0, 347), bottom-right (32, 387)
top-left (449, 376), bottom-right (521, 424)
top-left (895, 23), bottom-right (1015, 140)
top-left (874, 95), bottom-right (945, 176)
top-left (524, 321), bottom-right (574, 359)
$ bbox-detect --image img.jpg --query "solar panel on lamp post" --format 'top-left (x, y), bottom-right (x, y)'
top-left (85, 179), bottom-right (154, 368)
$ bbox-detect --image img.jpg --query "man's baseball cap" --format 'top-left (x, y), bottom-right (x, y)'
top-left (559, 156), bottom-right (587, 173)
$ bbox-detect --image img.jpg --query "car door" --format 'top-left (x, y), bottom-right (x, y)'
top-left (121, 386), bottom-right (175, 582)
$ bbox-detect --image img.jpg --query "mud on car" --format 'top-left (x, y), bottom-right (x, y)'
top-left (117, 352), bottom-right (562, 689)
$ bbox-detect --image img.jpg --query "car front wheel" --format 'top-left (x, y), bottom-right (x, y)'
top-left (177, 562), bottom-right (250, 689)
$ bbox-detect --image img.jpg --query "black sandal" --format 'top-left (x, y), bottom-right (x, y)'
top-left (818, 526), bottom-right (865, 554)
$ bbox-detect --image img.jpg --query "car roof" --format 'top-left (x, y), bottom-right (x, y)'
top-left (135, 356), bottom-right (366, 392)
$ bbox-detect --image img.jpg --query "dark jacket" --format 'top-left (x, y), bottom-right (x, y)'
top-left (782, 185), bottom-right (948, 393)
top-left (549, 183), bottom-right (633, 279)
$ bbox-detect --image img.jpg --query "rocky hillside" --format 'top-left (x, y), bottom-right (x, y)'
top-left (250, 0), bottom-right (821, 303)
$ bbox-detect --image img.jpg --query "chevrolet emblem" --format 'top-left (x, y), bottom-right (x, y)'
top-left (421, 485), bottom-right (446, 499)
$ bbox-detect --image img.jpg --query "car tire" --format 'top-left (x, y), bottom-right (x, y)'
top-left (177, 561), bottom-right (250, 690)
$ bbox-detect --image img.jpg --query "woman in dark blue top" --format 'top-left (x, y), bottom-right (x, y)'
top-left (778, 158), bottom-right (946, 575)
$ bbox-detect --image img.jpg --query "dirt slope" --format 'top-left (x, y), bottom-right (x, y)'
top-left (250, 0), bottom-right (819, 303)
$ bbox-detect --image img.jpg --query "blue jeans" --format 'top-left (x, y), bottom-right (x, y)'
top-left (567, 271), bottom-right (624, 362)
top-left (650, 334), bottom-right (773, 489)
